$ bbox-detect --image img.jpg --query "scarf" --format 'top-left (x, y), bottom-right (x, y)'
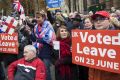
top-left (58, 38), bottom-right (71, 58)
top-left (33, 21), bottom-right (56, 49)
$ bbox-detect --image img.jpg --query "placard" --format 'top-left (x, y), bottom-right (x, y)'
top-left (46, 0), bottom-right (61, 10)
top-left (72, 30), bottom-right (120, 73)
top-left (0, 33), bottom-right (18, 54)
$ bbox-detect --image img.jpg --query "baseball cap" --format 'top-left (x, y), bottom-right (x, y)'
top-left (92, 11), bottom-right (110, 19)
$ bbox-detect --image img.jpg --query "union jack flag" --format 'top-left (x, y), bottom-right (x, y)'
top-left (33, 20), bottom-right (56, 49)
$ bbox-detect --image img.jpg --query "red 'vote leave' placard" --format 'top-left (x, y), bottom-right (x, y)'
top-left (0, 33), bottom-right (18, 54)
top-left (72, 30), bottom-right (120, 74)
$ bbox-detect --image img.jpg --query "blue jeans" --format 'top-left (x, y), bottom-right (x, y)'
top-left (43, 59), bottom-right (52, 80)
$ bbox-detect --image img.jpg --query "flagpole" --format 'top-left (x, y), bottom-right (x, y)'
top-left (1, 8), bottom-right (3, 18)
top-left (59, 48), bottom-right (60, 59)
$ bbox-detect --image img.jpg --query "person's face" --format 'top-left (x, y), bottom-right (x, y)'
top-left (84, 18), bottom-right (93, 29)
top-left (56, 12), bottom-right (61, 16)
top-left (89, 12), bottom-right (93, 16)
top-left (93, 16), bottom-right (110, 30)
top-left (36, 15), bottom-right (44, 24)
top-left (23, 48), bottom-right (35, 61)
top-left (73, 20), bottom-right (80, 27)
top-left (60, 28), bottom-right (68, 39)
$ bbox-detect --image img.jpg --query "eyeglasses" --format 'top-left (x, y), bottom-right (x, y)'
top-left (93, 17), bottom-right (109, 22)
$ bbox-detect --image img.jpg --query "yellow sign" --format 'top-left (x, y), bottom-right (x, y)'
top-left (48, 7), bottom-right (60, 11)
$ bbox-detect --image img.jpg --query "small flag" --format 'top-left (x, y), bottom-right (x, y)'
top-left (13, 0), bottom-right (25, 20)
top-left (53, 41), bottom-right (60, 50)
top-left (1, 16), bottom-right (18, 34)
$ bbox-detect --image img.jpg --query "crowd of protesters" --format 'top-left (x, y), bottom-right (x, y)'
top-left (0, 4), bottom-right (120, 80)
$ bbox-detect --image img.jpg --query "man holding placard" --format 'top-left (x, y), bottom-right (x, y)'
top-left (89, 11), bottom-right (120, 80)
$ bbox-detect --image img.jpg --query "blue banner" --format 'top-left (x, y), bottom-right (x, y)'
top-left (46, 0), bottom-right (60, 8)
top-left (59, 0), bottom-right (64, 6)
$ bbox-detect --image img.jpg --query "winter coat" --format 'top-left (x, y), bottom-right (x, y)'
top-left (8, 57), bottom-right (46, 80)
top-left (89, 25), bottom-right (120, 80)
top-left (55, 38), bottom-right (72, 80)
top-left (30, 20), bottom-right (56, 59)
top-left (18, 28), bottom-right (31, 59)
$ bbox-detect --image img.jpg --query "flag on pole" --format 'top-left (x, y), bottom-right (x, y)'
top-left (13, 0), bottom-right (25, 20)
top-left (1, 16), bottom-right (18, 34)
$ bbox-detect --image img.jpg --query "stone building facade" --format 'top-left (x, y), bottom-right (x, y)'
top-left (0, 0), bottom-right (46, 16)
top-left (63, 0), bottom-right (120, 14)
top-left (0, 0), bottom-right (119, 16)
top-left (87, 0), bottom-right (120, 12)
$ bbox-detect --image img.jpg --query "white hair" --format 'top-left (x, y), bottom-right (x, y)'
top-left (24, 45), bottom-right (37, 54)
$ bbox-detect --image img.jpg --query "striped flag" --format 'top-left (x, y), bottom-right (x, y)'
top-left (33, 21), bottom-right (56, 49)
top-left (13, 0), bottom-right (25, 20)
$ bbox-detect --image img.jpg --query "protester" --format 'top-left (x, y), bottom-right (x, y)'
top-left (26, 10), bottom-right (56, 80)
top-left (83, 17), bottom-right (95, 30)
top-left (68, 13), bottom-right (84, 32)
top-left (55, 12), bottom-right (65, 22)
top-left (55, 25), bottom-right (72, 80)
top-left (8, 45), bottom-right (46, 80)
top-left (110, 13), bottom-right (120, 29)
top-left (66, 12), bottom-right (74, 32)
top-left (89, 10), bottom-right (120, 80)
top-left (53, 20), bottom-right (64, 33)
top-left (47, 10), bottom-right (55, 24)
top-left (17, 24), bottom-right (32, 59)
top-left (115, 10), bottom-right (120, 21)
top-left (77, 17), bottom-right (95, 80)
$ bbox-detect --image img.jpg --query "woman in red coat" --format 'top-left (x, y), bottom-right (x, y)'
top-left (55, 25), bottom-right (73, 80)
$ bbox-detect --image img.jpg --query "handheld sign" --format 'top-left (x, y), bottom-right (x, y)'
top-left (0, 33), bottom-right (18, 54)
top-left (72, 30), bottom-right (120, 74)
top-left (53, 41), bottom-right (60, 59)
top-left (46, 0), bottom-right (61, 10)
top-left (53, 41), bottom-right (60, 50)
